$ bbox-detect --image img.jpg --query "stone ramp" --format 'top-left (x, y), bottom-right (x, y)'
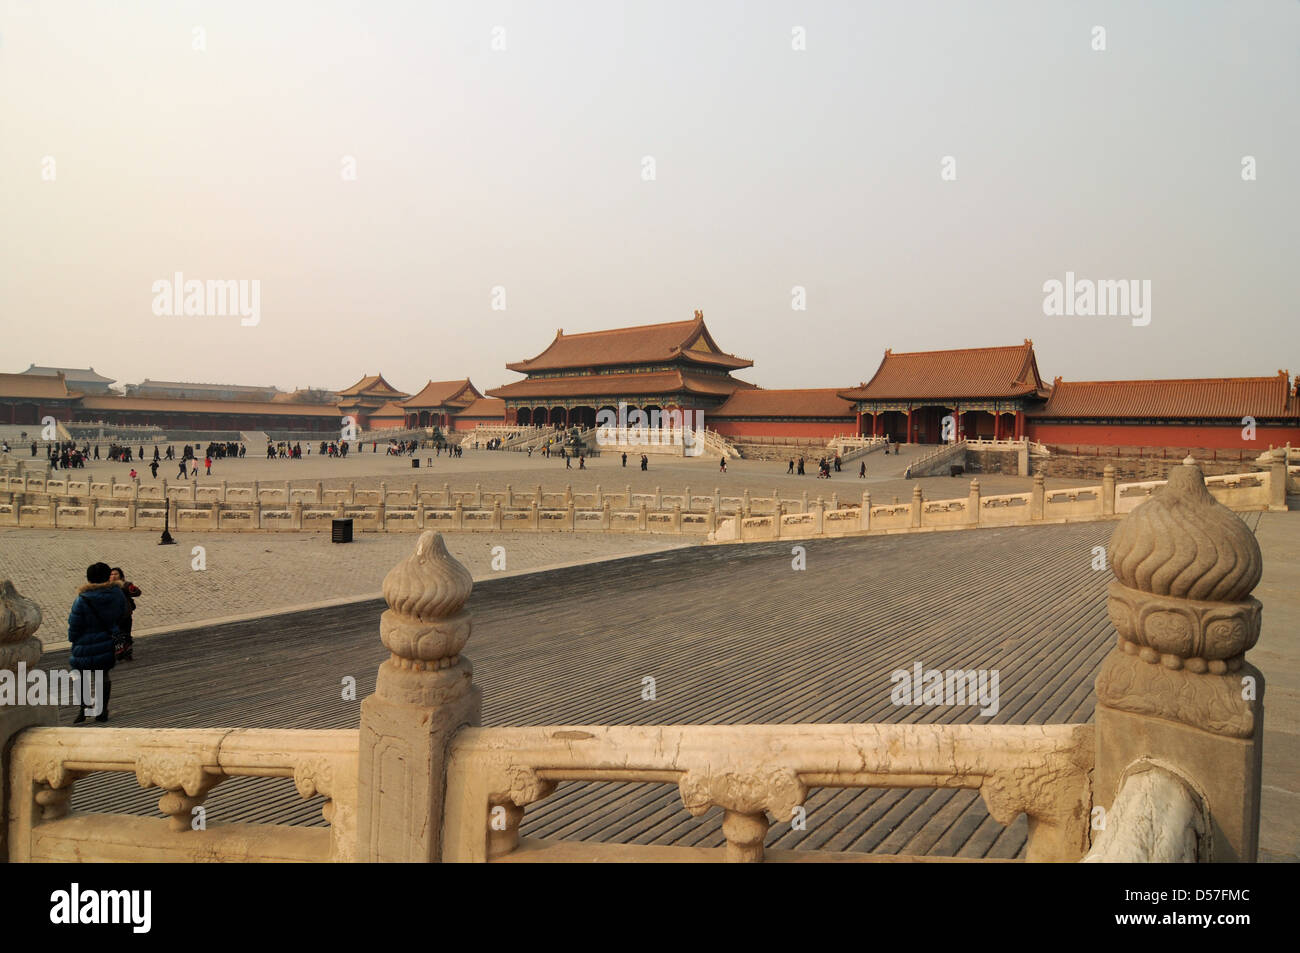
top-left (49, 521), bottom-right (1122, 858)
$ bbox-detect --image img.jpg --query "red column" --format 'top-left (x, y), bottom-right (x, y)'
top-left (993, 412), bottom-right (1001, 441)
top-left (906, 409), bottom-right (913, 444)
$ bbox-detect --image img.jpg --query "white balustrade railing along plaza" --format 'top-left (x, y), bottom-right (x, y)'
top-left (0, 450), bottom-right (1288, 541)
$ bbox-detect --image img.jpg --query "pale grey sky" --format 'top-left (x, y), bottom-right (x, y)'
top-left (1, 0), bottom-right (1296, 394)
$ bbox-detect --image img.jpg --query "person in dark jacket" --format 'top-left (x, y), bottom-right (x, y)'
top-left (67, 562), bottom-right (125, 723)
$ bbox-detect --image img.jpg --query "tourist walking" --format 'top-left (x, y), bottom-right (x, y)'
top-left (622, 452), bottom-right (628, 468)
top-left (859, 461), bottom-right (866, 478)
top-left (640, 454), bottom-right (648, 471)
top-left (109, 567), bottom-right (141, 662)
top-left (797, 457), bottom-right (805, 475)
top-left (67, 562), bottom-right (125, 723)
top-left (150, 460), bottom-right (159, 478)
top-left (719, 455), bottom-right (727, 473)
top-left (205, 455), bottom-right (212, 475)
top-left (177, 459), bottom-right (187, 479)
top-left (787, 458), bottom-right (794, 475)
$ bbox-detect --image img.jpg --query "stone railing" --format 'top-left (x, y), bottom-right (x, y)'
top-left (710, 453), bottom-right (1287, 543)
top-left (0, 454), bottom-right (1268, 862)
top-left (902, 440), bottom-right (967, 478)
top-left (0, 477), bottom-right (831, 535)
top-left (442, 722), bottom-right (1093, 862)
top-left (6, 728), bottom-right (357, 863)
top-left (829, 435), bottom-right (888, 464)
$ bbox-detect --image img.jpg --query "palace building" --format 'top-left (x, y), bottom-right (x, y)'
top-left (336, 374), bottom-right (410, 430)
top-left (839, 341), bottom-right (1050, 443)
top-left (487, 311), bottom-right (756, 429)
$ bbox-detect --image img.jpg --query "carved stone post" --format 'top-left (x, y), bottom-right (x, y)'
top-left (814, 499), bottom-right (825, 535)
top-left (707, 505), bottom-right (717, 533)
top-left (221, 479), bottom-right (228, 502)
top-left (531, 500), bottom-right (540, 531)
top-left (1031, 472), bottom-right (1045, 520)
top-left (1094, 458), bottom-right (1265, 862)
top-left (1102, 465), bottom-right (1116, 516)
top-left (860, 491), bottom-right (871, 531)
top-left (358, 532), bottom-right (480, 862)
top-left (318, 481), bottom-right (325, 505)
top-left (801, 490), bottom-right (808, 514)
top-left (492, 500), bottom-right (503, 531)
top-left (601, 499), bottom-right (611, 530)
top-left (0, 580), bottom-right (52, 862)
top-left (443, 483), bottom-right (451, 507)
top-left (506, 484), bottom-right (514, 507)
top-left (564, 484), bottom-right (571, 506)
top-left (714, 486), bottom-right (721, 512)
top-left (639, 502), bottom-right (648, 532)
top-left (968, 479), bottom-right (980, 525)
top-left (672, 503), bottom-right (681, 534)
top-left (1261, 449), bottom-right (1287, 511)
top-left (416, 501), bottom-right (425, 529)
top-left (475, 483), bottom-right (483, 508)
top-left (348, 481), bottom-right (355, 504)
top-left (910, 485), bottom-right (922, 528)
top-left (453, 501), bottom-right (464, 530)
top-left (292, 499), bottom-right (304, 531)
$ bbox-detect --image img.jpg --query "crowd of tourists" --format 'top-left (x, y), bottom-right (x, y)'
top-left (66, 562), bottom-right (143, 723)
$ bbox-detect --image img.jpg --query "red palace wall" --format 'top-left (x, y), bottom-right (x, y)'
top-left (1027, 421), bottom-right (1300, 450)
top-left (710, 418), bottom-right (856, 440)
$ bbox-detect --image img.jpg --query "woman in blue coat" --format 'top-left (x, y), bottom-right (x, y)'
top-left (67, 562), bottom-right (126, 723)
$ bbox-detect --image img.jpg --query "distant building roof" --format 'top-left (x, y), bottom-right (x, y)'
top-left (839, 341), bottom-right (1048, 402)
top-left (713, 388), bottom-right (856, 419)
top-left (369, 401), bottom-right (408, 418)
top-left (337, 374), bottom-right (409, 399)
top-left (76, 395), bottom-right (339, 417)
top-left (402, 379), bottom-right (481, 408)
top-left (506, 313), bottom-right (753, 373)
top-left (488, 370), bottom-right (754, 401)
top-left (22, 365), bottom-right (115, 384)
top-left (1031, 372), bottom-right (1300, 419)
top-left (0, 372), bottom-right (76, 400)
top-left (131, 379), bottom-right (279, 395)
top-left (455, 397), bottom-right (506, 418)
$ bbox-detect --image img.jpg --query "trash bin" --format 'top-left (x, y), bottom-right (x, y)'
top-left (411, 458), bottom-right (420, 468)
top-left (331, 518), bottom-right (353, 543)
top-left (950, 465), bottom-right (964, 477)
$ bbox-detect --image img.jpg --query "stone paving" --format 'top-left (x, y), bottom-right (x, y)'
top-left (0, 528), bottom-right (690, 646)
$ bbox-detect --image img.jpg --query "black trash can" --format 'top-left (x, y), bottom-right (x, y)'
top-left (331, 518), bottom-right (353, 543)
top-left (411, 458), bottom-right (420, 468)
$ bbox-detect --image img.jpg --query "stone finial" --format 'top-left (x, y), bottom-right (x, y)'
top-left (0, 579), bottom-right (43, 672)
top-left (1097, 457), bottom-right (1263, 737)
top-left (379, 531), bottom-right (473, 667)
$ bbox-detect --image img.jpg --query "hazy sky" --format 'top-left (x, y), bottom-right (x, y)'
top-left (2, 1), bottom-right (1296, 395)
